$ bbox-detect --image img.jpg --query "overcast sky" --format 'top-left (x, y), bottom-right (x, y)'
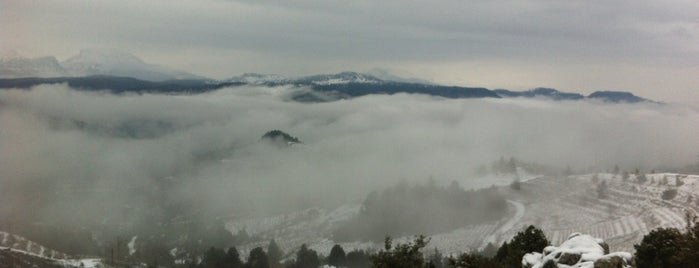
top-left (2, 0), bottom-right (698, 102)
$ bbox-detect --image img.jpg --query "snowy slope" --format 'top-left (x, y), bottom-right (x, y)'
top-left (225, 172), bottom-right (699, 257)
top-left (0, 50), bottom-right (68, 78)
top-left (62, 48), bottom-right (204, 81)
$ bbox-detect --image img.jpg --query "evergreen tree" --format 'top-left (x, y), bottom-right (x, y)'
top-left (247, 247), bottom-right (270, 268)
top-left (225, 247), bottom-right (244, 268)
top-left (370, 236), bottom-right (429, 268)
top-left (294, 244), bottom-right (320, 268)
top-left (448, 252), bottom-right (501, 268)
top-left (509, 179), bottom-right (521, 190)
top-left (201, 247), bottom-right (226, 268)
top-left (267, 239), bottom-right (284, 267)
top-left (622, 171), bottom-right (629, 182)
top-left (426, 248), bottom-right (445, 268)
top-left (493, 225), bottom-right (549, 268)
top-left (345, 250), bottom-right (370, 268)
top-left (480, 243), bottom-right (498, 258)
top-left (327, 245), bottom-right (347, 268)
top-left (596, 180), bottom-right (607, 199)
top-left (634, 228), bottom-right (684, 268)
top-left (637, 173), bottom-right (648, 184)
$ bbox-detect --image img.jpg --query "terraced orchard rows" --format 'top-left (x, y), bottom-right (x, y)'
top-left (227, 173), bottom-right (698, 257)
top-left (500, 173), bottom-right (698, 253)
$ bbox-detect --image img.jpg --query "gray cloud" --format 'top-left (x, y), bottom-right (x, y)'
top-left (2, 85), bottom-right (698, 223)
top-left (1, 1), bottom-right (698, 97)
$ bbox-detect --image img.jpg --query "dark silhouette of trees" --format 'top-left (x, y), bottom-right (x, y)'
top-left (201, 247), bottom-right (226, 268)
top-left (661, 189), bottom-right (678, 200)
top-left (327, 244), bottom-right (347, 267)
top-left (635, 228), bottom-right (685, 267)
top-left (370, 236), bottom-right (430, 268)
top-left (334, 181), bottom-right (507, 241)
top-left (247, 247), bottom-right (270, 268)
top-left (268, 239), bottom-right (284, 268)
top-left (635, 217), bottom-right (699, 268)
top-left (426, 248), bottom-right (445, 268)
top-left (447, 253), bottom-right (501, 268)
top-left (596, 180), bottom-right (608, 199)
top-left (226, 247), bottom-right (244, 268)
top-left (345, 250), bottom-right (370, 268)
top-left (493, 225), bottom-right (549, 268)
top-left (288, 244), bottom-right (320, 268)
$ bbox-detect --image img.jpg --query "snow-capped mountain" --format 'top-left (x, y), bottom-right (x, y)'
top-left (293, 71), bottom-right (383, 85)
top-left (227, 71), bottom-right (384, 86)
top-left (227, 73), bottom-right (288, 85)
top-left (0, 51), bottom-right (68, 78)
top-left (61, 48), bottom-right (204, 81)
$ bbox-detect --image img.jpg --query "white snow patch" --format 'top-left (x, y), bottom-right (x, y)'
top-left (480, 200), bottom-right (525, 249)
top-left (522, 233), bottom-right (632, 268)
top-left (128, 235), bottom-right (137, 255)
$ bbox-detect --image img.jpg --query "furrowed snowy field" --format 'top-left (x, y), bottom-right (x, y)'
top-left (1, 172), bottom-right (697, 265)
top-left (226, 173), bottom-right (699, 258)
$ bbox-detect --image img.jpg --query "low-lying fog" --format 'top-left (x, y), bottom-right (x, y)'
top-left (1, 84), bottom-right (698, 224)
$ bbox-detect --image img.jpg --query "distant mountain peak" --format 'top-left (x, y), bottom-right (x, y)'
top-left (261, 130), bottom-right (302, 147)
top-left (0, 49), bottom-right (23, 61)
top-left (297, 71), bottom-right (383, 85)
top-left (494, 87), bottom-right (584, 101)
top-left (494, 87), bottom-right (655, 103)
top-left (59, 48), bottom-right (204, 81)
top-left (227, 73), bottom-right (287, 84)
top-left (65, 48), bottom-right (146, 66)
top-left (587, 91), bottom-right (649, 103)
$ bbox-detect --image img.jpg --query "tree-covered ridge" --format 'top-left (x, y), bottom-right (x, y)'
top-left (261, 130), bottom-right (302, 146)
top-left (334, 181), bottom-right (508, 242)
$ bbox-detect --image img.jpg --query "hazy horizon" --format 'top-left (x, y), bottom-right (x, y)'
top-left (2, 0), bottom-right (698, 103)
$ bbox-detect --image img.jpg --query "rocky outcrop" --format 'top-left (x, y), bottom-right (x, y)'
top-left (522, 233), bottom-right (632, 268)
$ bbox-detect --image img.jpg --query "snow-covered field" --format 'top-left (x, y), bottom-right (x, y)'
top-left (227, 173), bottom-right (699, 256)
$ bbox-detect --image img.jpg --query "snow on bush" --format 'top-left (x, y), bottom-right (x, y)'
top-left (522, 233), bottom-right (632, 268)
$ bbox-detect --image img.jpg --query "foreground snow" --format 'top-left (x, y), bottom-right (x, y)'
top-left (522, 233), bottom-right (632, 268)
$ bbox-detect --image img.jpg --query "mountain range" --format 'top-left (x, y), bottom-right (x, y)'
top-left (0, 49), bottom-right (654, 103)
top-left (0, 49), bottom-right (203, 81)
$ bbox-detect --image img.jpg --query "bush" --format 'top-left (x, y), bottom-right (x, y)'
top-left (493, 225), bottom-right (549, 268)
top-left (634, 228), bottom-right (684, 268)
top-left (661, 189), bottom-right (678, 200)
top-left (447, 252), bottom-right (501, 268)
top-left (334, 181), bottom-right (507, 241)
top-left (370, 236), bottom-right (430, 268)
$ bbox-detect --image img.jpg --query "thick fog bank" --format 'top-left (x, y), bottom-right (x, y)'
top-left (1, 85), bottom-right (698, 222)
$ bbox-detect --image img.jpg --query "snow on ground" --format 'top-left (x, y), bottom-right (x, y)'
top-left (0, 231), bottom-right (69, 259)
top-left (522, 233), bottom-right (632, 268)
top-left (128, 236), bottom-right (137, 256)
top-left (480, 200), bottom-right (525, 249)
top-left (227, 172), bottom-right (699, 257)
top-left (59, 258), bottom-right (104, 268)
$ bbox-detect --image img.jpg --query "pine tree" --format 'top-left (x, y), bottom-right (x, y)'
top-left (225, 247), bottom-right (244, 268)
top-left (247, 247), bottom-right (270, 268)
top-left (370, 236), bottom-right (429, 268)
top-left (201, 247), bottom-right (226, 268)
top-left (294, 244), bottom-right (320, 268)
top-left (327, 245), bottom-right (347, 268)
top-left (267, 239), bottom-right (284, 268)
top-left (493, 225), bottom-right (549, 268)
top-left (345, 250), bottom-right (370, 268)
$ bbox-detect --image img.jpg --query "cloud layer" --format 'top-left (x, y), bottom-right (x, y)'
top-left (2, 85), bottom-right (698, 225)
top-left (2, 0), bottom-right (698, 102)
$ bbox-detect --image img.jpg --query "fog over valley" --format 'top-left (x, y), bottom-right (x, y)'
top-left (3, 1), bottom-right (699, 267)
top-left (2, 85), bottom-right (697, 223)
